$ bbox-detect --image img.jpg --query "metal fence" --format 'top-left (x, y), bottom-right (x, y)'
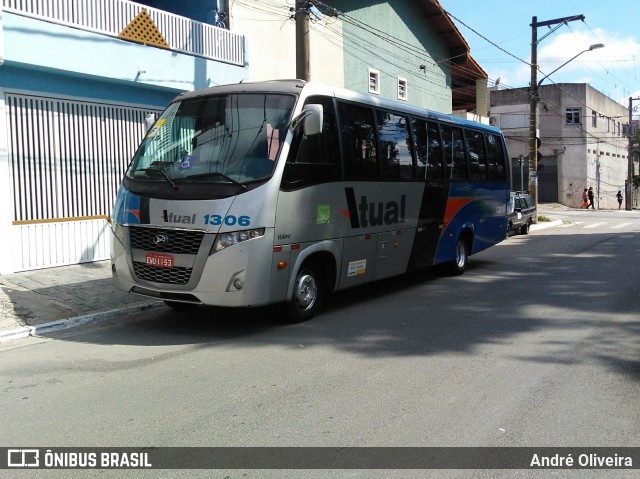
top-left (2, 0), bottom-right (244, 65)
top-left (5, 92), bottom-right (161, 270)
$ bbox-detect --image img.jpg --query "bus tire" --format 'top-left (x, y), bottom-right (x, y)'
top-left (444, 237), bottom-right (469, 276)
top-left (287, 261), bottom-right (324, 323)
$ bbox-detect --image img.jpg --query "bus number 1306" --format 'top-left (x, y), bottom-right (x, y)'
top-left (203, 214), bottom-right (251, 226)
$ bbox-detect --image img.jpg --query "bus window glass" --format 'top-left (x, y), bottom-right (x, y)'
top-left (282, 96), bottom-right (340, 188)
top-left (466, 130), bottom-right (488, 180)
top-left (426, 121), bottom-right (444, 179)
top-left (376, 111), bottom-right (414, 179)
top-left (441, 124), bottom-right (467, 180)
top-left (338, 103), bottom-right (379, 178)
top-left (413, 119), bottom-right (444, 180)
top-left (413, 119), bottom-right (427, 179)
top-left (127, 93), bottom-right (295, 184)
top-left (486, 133), bottom-right (506, 180)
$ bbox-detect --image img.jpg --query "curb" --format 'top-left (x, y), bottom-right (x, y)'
top-left (0, 302), bottom-right (162, 343)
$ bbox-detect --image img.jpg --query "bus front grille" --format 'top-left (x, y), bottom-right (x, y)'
top-left (133, 262), bottom-right (193, 285)
top-left (129, 226), bottom-right (204, 254)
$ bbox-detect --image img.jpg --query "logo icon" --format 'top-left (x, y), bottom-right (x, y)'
top-left (8, 449), bottom-right (39, 467)
top-left (152, 234), bottom-right (169, 246)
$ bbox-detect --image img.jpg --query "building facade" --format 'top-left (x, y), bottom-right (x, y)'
top-left (490, 83), bottom-right (630, 209)
top-left (0, 0), bottom-right (246, 274)
top-left (0, 0), bottom-right (487, 274)
top-left (233, 0), bottom-right (488, 115)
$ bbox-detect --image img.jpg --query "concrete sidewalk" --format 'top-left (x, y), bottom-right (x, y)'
top-left (0, 205), bottom-right (568, 342)
top-left (0, 261), bottom-right (160, 342)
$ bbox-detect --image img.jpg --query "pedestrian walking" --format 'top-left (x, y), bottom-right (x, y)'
top-left (616, 190), bottom-right (623, 209)
top-left (587, 187), bottom-right (595, 210)
top-left (581, 189), bottom-right (589, 209)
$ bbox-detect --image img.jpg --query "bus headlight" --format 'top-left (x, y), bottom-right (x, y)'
top-left (211, 228), bottom-right (265, 253)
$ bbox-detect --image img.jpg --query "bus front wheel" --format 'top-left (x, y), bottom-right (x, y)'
top-left (287, 261), bottom-right (324, 323)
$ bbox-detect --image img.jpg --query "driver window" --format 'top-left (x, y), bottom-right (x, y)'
top-left (282, 96), bottom-right (340, 189)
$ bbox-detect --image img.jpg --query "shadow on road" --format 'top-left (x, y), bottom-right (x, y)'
top-left (41, 232), bottom-right (640, 382)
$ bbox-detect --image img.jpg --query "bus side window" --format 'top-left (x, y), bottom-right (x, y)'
top-left (376, 110), bottom-right (414, 179)
top-left (282, 96), bottom-right (340, 188)
top-left (427, 121), bottom-right (444, 179)
top-left (338, 102), bottom-right (379, 179)
top-left (486, 133), bottom-right (507, 180)
top-left (441, 124), bottom-right (467, 180)
top-left (413, 119), bottom-right (444, 180)
top-left (466, 129), bottom-right (488, 180)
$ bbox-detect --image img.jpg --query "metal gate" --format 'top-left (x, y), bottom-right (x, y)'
top-left (511, 156), bottom-right (530, 192)
top-left (537, 155), bottom-right (558, 203)
top-left (4, 92), bottom-right (161, 272)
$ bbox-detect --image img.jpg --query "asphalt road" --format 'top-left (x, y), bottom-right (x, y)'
top-left (1, 210), bottom-right (639, 478)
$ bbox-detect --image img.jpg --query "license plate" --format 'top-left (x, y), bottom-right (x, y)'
top-left (145, 252), bottom-right (174, 268)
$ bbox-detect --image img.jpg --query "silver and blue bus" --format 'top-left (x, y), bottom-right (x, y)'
top-left (110, 80), bottom-right (510, 321)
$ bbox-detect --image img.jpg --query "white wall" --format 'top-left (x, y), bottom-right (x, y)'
top-left (0, 90), bottom-right (13, 274)
top-left (230, 0), bottom-right (344, 86)
top-left (491, 85), bottom-right (630, 208)
top-left (559, 85), bottom-right (628, 209)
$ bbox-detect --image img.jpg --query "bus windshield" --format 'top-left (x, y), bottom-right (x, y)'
top-left (126, 93), bottom-right (296, 185)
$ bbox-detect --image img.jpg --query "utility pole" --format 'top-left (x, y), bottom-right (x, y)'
top-left (529, 16), bottom-right (538, 220)
top-left (529, 14), bottom-right (584, 222)
top-left (627, 97), bottom-right (640, 210)
top-left (295, 1), bottom-right (310, 81)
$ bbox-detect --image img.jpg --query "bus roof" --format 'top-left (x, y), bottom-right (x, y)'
top-left (172, 80), bottom-right (502, 134)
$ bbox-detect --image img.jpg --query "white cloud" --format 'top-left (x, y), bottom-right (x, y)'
top-left (537, 28), bottom-right (640, 101)
top-left (487, 28), bottom-right (640, 106)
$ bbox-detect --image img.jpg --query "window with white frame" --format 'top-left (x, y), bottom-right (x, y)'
top-left (397, 77), bottom-right (407, 101)
top-left (368, 69), bottom-right (380, 95)
top-left (565, 107), bottom-right (581, 125)
top-left (592, 110), bottom-right (597, 128)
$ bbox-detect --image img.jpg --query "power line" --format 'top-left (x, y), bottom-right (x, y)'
top-left (439, 7), bottom-right (531, 67)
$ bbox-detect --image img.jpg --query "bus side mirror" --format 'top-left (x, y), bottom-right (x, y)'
top-left (291, 104), bottom-right (323, 135)
top-left (302, 104), bottom-right (323, 136)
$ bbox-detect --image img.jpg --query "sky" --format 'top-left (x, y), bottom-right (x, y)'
top-left (438, 0), bottom-right (640, 111)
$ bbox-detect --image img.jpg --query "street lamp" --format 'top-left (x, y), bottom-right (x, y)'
top-left (538, 43), bottom-right (604, 87)
top-left (528, 17), bottom-right (601, 222)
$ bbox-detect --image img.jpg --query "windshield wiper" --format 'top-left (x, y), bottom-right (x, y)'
top-left (135, 168), bottom-right (179, 190)
top-left (178, 172), bottom-right (247, 191)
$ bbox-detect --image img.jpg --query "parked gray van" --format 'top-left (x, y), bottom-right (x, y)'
top-left (507, 191), bottom-right (536, 236)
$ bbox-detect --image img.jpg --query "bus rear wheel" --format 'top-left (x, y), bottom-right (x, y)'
top-left (287, 261), bottom-right (324, 323)
top-left (444, 237), bottom-right (469, 276)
